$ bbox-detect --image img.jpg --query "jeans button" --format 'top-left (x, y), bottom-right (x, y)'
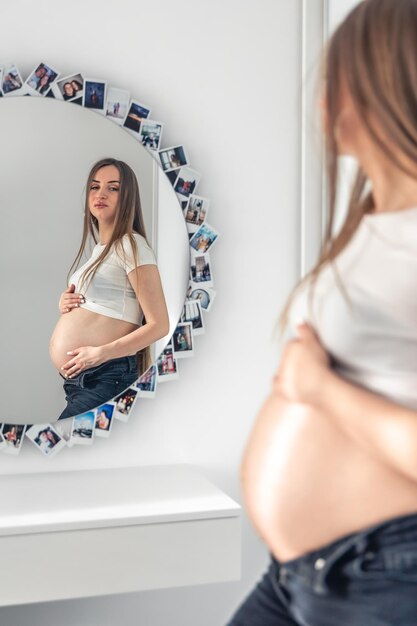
top-left (314, 557), bottom-right (326, 570)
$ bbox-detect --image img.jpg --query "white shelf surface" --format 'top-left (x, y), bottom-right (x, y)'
top-left (0, 464), bottom-right (242, 606)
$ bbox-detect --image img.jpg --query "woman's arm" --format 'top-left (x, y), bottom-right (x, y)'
top-left (275, 323), bottom-right (417, 484)
top-left (102, 264), bottom-right (169, 360)
top-left (314, 367), bottom-right (417, 483)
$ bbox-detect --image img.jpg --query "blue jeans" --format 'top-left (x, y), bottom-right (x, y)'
top-left (227, 511), bottom-right (417, 626)
top-left (57, 355), bottom-right (138, 420)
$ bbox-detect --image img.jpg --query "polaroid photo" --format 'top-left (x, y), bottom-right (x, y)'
top-left (1, 424), bottom-right (26, 455)
top-left (0, 68), bottom-right (3, 96)
top-left (52, 72), bottom-right (84, 102)
top-left (0, 429), bottom-right (6, 450)
top-left (53, 417), bottom-right (75, 447)
top-left (105, 87), bottom-right (130, 125)
top-left (26, 423), bottom-right (66, 457)
top-left (172, 322), bottom-right (194, 358)
top-left (190, 251), bottom-right (213, 287)
top-left (187, 285), bottom-right (216, 312)
top-left (181, 299), bottom-right (205, 336)
top-left (2, 64), bottom-right (24, 95)
top-left (174, 166), bottom-right (201, 198)
top-left (94, 402), bottom-right (116, 438)
top-left (70, 410), bottom-right (95, 445)
top-left (156, 343), bottom-right (179, 382)
top-left (184, 195), bottom-right (210, 233)
top-left (139, 120), bottom-right (163, 151)
top-left (25, 62), bottom-right (60, 96)
top-left (159, 145), bottom-right (188, 172)
top-left (189, 222), bottom-right (219, 254)
top-left (114, 387), bottom-right (138, 422)
top-left (165, 170), bottom-right (178, 187)
top-left (122, 100), bottom-right (151, 135)
top-left (82, 78), bottom-right (107, 113)
top-left (137, 365), bottom-right (158, 398)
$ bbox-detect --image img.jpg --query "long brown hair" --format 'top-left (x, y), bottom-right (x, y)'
top-left (279, 0), bottom-right (417, 335)
top-left (68, 157), bottom-right (152, 374)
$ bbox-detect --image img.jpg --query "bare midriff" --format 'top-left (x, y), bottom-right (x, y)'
top-left (241, 391), bottom-right (417, 563)
top-left (49, 307), bottom-right (139, 371)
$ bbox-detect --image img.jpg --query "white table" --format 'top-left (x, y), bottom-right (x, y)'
top-left (0, 464), bottom-right (241, 606)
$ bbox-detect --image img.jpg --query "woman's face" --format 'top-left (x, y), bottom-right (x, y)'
top-left (88, 165), bottom-right (120, 228)
top-left (64, 83), bottom-right (74, 96)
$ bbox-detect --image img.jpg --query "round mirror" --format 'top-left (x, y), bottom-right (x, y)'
top-left (0, 96), bottom-right (189, 426)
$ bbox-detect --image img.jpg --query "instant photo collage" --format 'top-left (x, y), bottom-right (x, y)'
top-left (0, 61), bottom-right (218, 456)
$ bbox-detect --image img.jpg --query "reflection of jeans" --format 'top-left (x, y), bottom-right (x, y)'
top-left (226, 511), bottom-right (417, 626)
top-left (57, 355), bottom-right (138, 420)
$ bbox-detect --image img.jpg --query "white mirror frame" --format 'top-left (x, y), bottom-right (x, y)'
top-left (0, 62), bottom-right (218, 456)
top-left (300, 0), bottom-right (328, 276)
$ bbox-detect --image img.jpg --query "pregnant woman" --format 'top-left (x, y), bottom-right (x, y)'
top-left (49, 157), bottom-right (169, 421)
top-left (228, 1), bottom-right (417, 625)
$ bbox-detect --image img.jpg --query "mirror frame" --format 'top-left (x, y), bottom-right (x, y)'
top-left (0, 62), bottom-right (218, 456)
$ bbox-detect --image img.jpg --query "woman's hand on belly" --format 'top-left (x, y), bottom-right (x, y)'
top-left (61, 345), bottom-right (106, 379)
top-left (274, 322), bottom-right (331, 405)
top-left (59, 284), bottom-right (85, 314)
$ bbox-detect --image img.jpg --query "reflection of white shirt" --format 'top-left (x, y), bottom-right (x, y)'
top-left (288, 207), bottom-right (417, 410)
top-left (69, 233), bottom-right (157, 325)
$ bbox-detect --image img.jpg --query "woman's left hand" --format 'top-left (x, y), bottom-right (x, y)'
top-left (273, 323), bottom-right (331, 404)
top-left (61, 346), bottom-right (106, 379)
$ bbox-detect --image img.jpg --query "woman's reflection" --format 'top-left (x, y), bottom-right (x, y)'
top-left (49, 157), bottom-right (169, 420)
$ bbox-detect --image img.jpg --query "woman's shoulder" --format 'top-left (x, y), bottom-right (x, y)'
top-left (117, 232), bottom-right (157, 268)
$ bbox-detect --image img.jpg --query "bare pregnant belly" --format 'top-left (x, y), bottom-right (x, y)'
top-left (49, 307), bottom-right (139, 371)
top-left (241, 392), bottom-right (417, 562)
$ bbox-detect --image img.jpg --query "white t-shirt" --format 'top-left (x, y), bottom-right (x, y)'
top-left (69, 232), bottom-right (157, 325)
top-left (287, 206), bottom-right (417, 409)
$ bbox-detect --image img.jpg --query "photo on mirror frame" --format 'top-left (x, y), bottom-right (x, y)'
top-left (187, 285), bottom-right (216, 312)
top-left (82, 78), bottom-right (107, 112)
top-left (0, 68), bottom-right (3, 96)
top-left (190, 252), bottom-right (213, 287)
top-left (122, 100), bottom-right (151, 135)
top-left (189, 222), bottom-right (219, 254)
top-left (139, 120), bottom-right (163, 151)
top-left (2, 64), bottom-right (23, 95)
top-left (159, 146), bottom-right (189, 172)
top-left (165, 170), bottom-right (178, 187)
top-left (105, 87), bottom-right (130, 125)
top-left (25, 62), bottom-right (60, 96)
top-left (136, 365), bottom-right (158, 398)
top-left (114, 388), bottom-right (138, 423)
top-left (52, 73), bottom-right (84, 102)
top-left (156, 343), bottom-right (179, 382)
top-left (184, 194), bottom-right (210, 234)
top-left (53, 417), bottom-right (74, 446)
top-left (94, 403), bottom-right (115, 438)
top-left (181, 300), bottom-right (205, 336)
top-left (26, 423), bottom-right (66, 457)
top-left (1, 424), bottom-right (26, 455)
top-left (174, 166), bottom-right (201, 198)
top-left (172, 322), bottom-right (194, 358)
top-left (70, 410), bottom-right (95, 445)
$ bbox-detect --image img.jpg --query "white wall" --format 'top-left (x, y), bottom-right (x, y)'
top-left (0, 0), bottom-right (303, 623)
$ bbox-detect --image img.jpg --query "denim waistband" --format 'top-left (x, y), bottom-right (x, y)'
top-left (276, 510), bottom-right (417, 595)
top-left (59, 354), bottom-right (138, 387)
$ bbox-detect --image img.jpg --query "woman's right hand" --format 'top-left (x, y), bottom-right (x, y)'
top-left (59, 284), bottom-right (85, 314)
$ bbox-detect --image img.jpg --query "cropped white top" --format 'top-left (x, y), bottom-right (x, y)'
top-left (69, 233), bottom-right (157, 325)
top-left (287, 206), bottom-right (417, 410)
